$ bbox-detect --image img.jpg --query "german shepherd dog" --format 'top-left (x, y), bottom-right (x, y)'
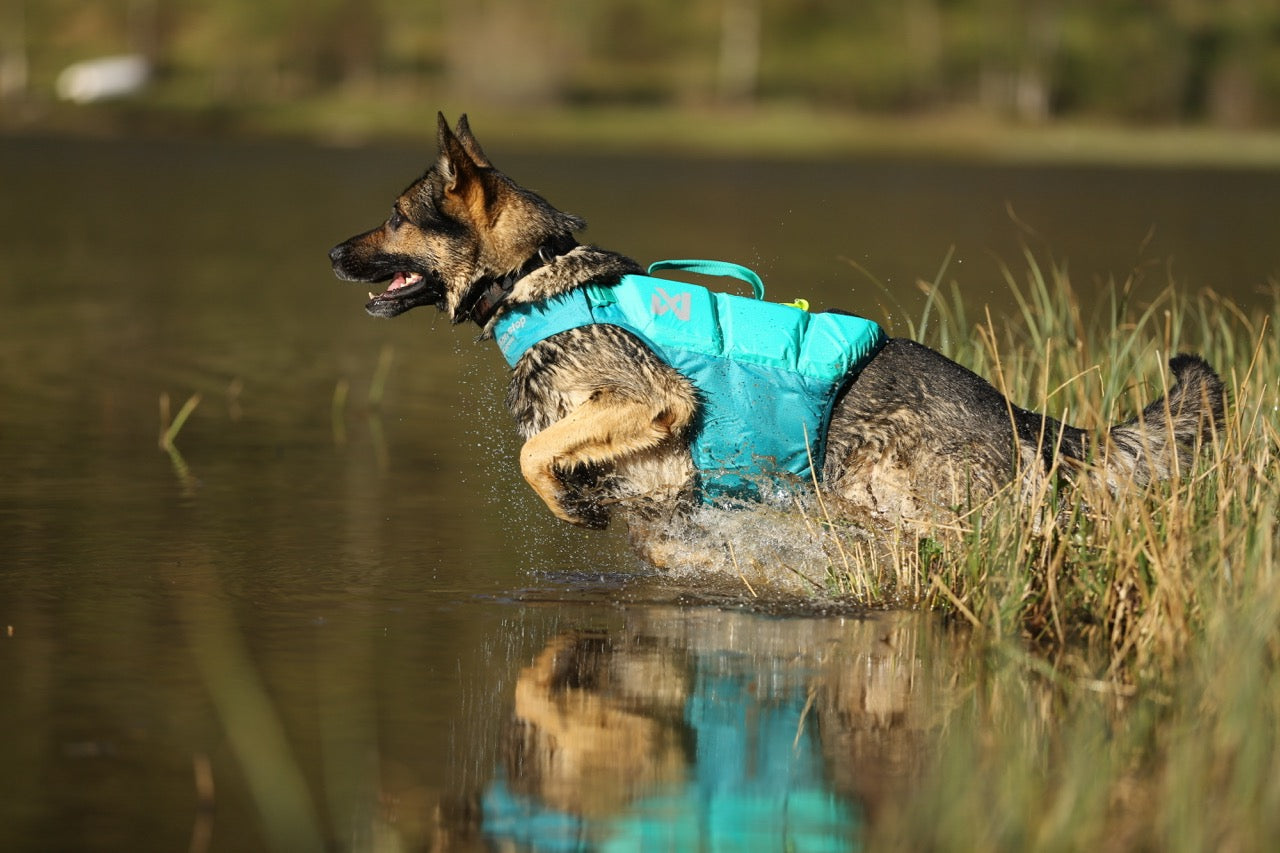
top-left (330, 115), bottom-right (1224, 566)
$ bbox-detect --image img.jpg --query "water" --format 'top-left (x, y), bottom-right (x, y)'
top-left (1, 133), bottom-right (1276, 851)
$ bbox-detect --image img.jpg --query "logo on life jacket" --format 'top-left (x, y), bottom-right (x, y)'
top-left (651, 287), bottom-right (691, 321)
top-left (496, 314), bottom-right (528, 356)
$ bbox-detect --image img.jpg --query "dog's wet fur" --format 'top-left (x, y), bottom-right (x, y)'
top-left (330, 114), bottom-right (1224, 567)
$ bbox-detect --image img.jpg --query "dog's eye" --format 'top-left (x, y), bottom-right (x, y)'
top-left (389, 209), bottom-right (405, 230)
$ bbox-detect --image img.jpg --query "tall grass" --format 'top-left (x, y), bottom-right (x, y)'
top-left (846, 256), bottom-right (1279, 849)
top-left (838, 254), bottom-right (1276, 666)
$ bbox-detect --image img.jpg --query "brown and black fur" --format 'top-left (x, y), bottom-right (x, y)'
top-left (330, 114), bottom-right (1224, 562)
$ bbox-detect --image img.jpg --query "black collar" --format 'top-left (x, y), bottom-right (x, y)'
top-left (465, 235), bottom-right (578, 327)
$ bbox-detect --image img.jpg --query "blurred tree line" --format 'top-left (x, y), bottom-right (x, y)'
top-left (3, 0), bottom-right (1279, 126)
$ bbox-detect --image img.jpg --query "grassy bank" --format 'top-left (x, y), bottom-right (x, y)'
top-left (9, 96), bottom-right (1280, 169)
top-left (848, 256), bottom-right (1279, 848)
top-left (236, 99), bottom-right (1280, 168)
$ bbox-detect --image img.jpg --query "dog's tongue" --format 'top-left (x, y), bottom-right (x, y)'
top-left (374, 272), bottom-right (423, 299)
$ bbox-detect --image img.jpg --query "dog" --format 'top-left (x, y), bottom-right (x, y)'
top-left (330, 114), bottom-right (1224, 568)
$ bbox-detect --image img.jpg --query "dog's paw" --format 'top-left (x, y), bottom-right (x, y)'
top-left (559, 494), bottom-right (611, 530)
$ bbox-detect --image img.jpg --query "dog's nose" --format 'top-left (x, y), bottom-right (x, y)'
top-left (328, 243), bottom-right (345, 265)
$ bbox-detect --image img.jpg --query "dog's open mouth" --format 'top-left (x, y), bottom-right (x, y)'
top-left (364, 271), bottom-right (441, 318)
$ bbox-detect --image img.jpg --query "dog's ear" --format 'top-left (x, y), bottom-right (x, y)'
top-left (454, 114), bottom-right (492, 168)
top-left (435, 113), bottom-right (471, 182)
top-left (436, 112), bottom-right (490, 219)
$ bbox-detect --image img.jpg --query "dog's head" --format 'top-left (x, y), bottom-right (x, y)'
top-left (329, 114), bottom-right (585, 322)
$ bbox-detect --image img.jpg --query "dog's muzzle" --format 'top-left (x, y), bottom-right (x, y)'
top-left (329, 242), bottom-right (443, 318)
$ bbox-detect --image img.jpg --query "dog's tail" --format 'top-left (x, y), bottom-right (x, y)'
top-left (1101, 354), bottom-right (1225, 486)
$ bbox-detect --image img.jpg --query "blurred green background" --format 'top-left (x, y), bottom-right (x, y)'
top-left (4, 0), bottom-right (1279, 159)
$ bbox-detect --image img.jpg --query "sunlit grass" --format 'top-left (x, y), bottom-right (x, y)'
top-left (159, 391), bottom-right (202, 493)
top-left (158, 391), bottom-right (202, 451)
top-left (830, 255), bottom-right (1280, 848)
top-left (871, 258), bottom-right (1272, 667)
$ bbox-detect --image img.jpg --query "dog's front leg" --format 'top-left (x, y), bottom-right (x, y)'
top-left (519, 390), bottom-right (691, 528)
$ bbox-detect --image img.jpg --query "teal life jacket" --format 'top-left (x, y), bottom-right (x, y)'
top-left (491, 259), bottom-right (886, 500)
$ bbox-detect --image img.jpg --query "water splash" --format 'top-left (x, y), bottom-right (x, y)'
top-left (631, 490), bottom-right (870, 601)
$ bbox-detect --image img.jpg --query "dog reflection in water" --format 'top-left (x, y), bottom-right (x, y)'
top-left (499, 633), bottom-right (689, 821)
top-left (434, 612), bottom-right (946, 848)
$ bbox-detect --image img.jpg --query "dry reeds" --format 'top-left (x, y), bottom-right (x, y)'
top-left (853, 255), bottom-right (1279, 849)
top-left (830, 254), bottom-right (1277, 673)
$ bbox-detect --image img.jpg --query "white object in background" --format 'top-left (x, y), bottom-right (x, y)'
top-left (56, 54), bottom-right (149, 104)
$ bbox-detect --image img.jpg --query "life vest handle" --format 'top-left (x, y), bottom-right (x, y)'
top-left (647, 259), bottom-right (766, 301)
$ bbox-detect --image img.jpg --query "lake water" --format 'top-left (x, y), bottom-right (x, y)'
top-left (1, 133), bottom-right (1276, 851)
